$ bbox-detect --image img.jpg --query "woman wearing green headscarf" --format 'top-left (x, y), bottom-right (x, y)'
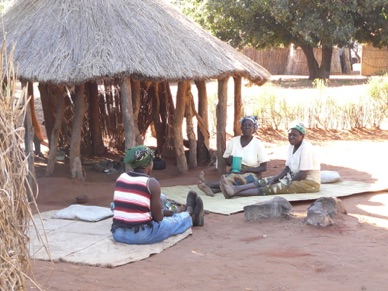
top-left (219, 121), bottom-right (321, 197)
top-left (111, 145), bottom-right (204, 245)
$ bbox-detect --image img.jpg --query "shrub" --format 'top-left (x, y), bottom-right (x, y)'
top-left (367, 75), bottom-right (388, 129)
top-left (239, 77), bottom-right (388, 131)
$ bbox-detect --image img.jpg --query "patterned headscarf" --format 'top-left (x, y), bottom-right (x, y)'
top-left (240, 115), bottom-right (258, 131)
top-left (289, 120), bottom-right (306, 135)
top-left (124, 146), bottom-right (154, 169)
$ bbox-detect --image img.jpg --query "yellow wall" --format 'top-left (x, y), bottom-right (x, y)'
top-left (361, 45), bottom-right (388, 76)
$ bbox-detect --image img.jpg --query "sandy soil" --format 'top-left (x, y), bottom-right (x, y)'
top-left (29, 129), bottom-right (388, 291)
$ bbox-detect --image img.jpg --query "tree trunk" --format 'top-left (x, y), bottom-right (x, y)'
top-left (233, 76), bottom-right (242, 136)
top-left (216, 77), bottom-right (229, 175)
top-left (86, 81), bottom-right (106, 155)
top-left (195, 80), bottom-right (210, 165)
top-left (185, 83), bottom-right (197, 169)
top-left (131, 79), bottom-right (143, 145)
top-left (121, 78), bottom-right (136, 171)
top-left (46, 85), bottom-right (65, 176)
top-left (69, 85), bottom-right (86, 180)
top-left (319, 45), bottom-right (333, 79)
top-left (340, 48), bottom-right (352, 74)
top-left (173, 81), bottom-right (189, 174)
top-left (300, 44), bottom-right (320, 80)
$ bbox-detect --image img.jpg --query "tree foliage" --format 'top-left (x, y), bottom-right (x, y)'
top-left (353, 0), bottom-right (388, 48)
top-left (171, 0), bottom-right (388, 79)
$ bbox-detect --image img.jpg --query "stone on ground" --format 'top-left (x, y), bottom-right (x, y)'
top-left (244, 196), bottom-right (292, 221)
top-left (306, 197), bottom-right (347, 227)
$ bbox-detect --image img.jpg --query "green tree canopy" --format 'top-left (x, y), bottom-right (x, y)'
top-left (171, 0), bottom-right (387, 79)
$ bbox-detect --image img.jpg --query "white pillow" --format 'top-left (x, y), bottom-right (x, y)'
top-left (52, 205), bottom-right (113, 222)
top-left (320, 170), bottom-right (341, 184)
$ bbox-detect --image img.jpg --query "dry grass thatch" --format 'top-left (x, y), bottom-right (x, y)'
top-left (0, 0), bottom-right (270, 85)
top-left (0, 42), bottom-right (41, 290)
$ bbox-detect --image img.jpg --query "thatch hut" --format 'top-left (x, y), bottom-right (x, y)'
top-left (1, 0), bottom-right (270, 178)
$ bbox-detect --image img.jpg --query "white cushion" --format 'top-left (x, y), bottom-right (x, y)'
top-left (320, 171), bottom-right (341, 184)
top-left (52, 205), bottom-right (113, 222)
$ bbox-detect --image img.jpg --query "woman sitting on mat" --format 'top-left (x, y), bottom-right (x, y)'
top-left (219, 121), bottom-right (320, 198)
top-left (111, 145), bottom-right (204, 245)
top-left (198, 116), bottom-right (269, 197)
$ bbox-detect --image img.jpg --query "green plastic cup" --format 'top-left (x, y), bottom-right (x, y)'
top-left (231, 156), bottom-right (242, 173)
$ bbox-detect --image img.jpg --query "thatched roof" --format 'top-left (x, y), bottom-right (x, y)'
top-left (1, 0), bottom-right (270, 85)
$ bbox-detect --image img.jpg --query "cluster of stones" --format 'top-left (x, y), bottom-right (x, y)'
top-left (244, 196), bottom-right (347, 227)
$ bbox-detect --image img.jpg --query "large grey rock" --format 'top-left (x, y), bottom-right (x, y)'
top-left (244, 196), bottom-right (292, 221)
top-left (306, 197), bottom-right (347, 227)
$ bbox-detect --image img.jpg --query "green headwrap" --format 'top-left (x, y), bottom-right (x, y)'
top-left (124, 146), bottom-right (154, 169)
top-left (289, 120), bottom-right (306, 135)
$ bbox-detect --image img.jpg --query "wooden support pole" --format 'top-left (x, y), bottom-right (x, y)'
top-left (233, 76), bottom-right (243, 136)
top-left (69, 84), bottom-right (86, 180)
top-left (120, 78), bottom-right (136, 171)
top-left (22, 81), bottom-right (35, 201)
top-left (195, 80), bottom-right (210, 164)
top-left (150, 82), bottom-right (164, 151)
top-left (185, 82), bottom-right (197, 169)
top-left (38, 83), bottom-right (56, 148)
top-left (45, 85), bottom-right (65, 177)
top-left (216, 77), bottom-right (229, 175)
top-left (131, 79), bottom-right (143, 145)
top-left (86, 81), bottom-right (105, 155)
top-left (28, 82), bottom-right (47, 150)
top-left (173, 81), bottom-right (189, 174)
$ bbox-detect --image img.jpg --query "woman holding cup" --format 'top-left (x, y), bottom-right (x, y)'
top-left (198, 116), bottom-right (269, 198)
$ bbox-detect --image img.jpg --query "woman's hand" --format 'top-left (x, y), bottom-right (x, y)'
top-left (268, 176), bottom-right (279, 186)
top-left (226, 155), bottom-right (233, 166)
top-left (162, 209), bottom-right (174, 217)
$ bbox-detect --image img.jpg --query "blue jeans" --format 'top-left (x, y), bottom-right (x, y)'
top-left (112, 212), bottom-right (192, 245)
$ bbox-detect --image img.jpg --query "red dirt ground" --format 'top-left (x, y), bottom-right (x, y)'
top-left (29, 128), bottom-right (388, 291)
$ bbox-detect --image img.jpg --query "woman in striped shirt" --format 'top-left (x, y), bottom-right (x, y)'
top-left (111, 146), bottom-right (204, 245)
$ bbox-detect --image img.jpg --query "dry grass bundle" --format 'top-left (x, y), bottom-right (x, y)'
top-left (0, 42), bottom-right (40, 290)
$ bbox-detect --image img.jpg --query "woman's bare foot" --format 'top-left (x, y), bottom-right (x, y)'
top-left (198, 181), bottom-right (215, 197)
top-left (199, 171), bottom-right (208, 184)
top-left (219, 182), bottom-right (235, 199)
top-left (220, 174), bottom-right (233, 186)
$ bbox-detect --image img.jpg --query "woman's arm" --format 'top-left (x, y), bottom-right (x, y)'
top-left (290, 170), bottom-right (308, 181)
top-left (241, 162), bottom-right (268, 175)
top-left (268, 166), bottom-right (290, 185)
top-left (148, 177), bottom-right (164, 222)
